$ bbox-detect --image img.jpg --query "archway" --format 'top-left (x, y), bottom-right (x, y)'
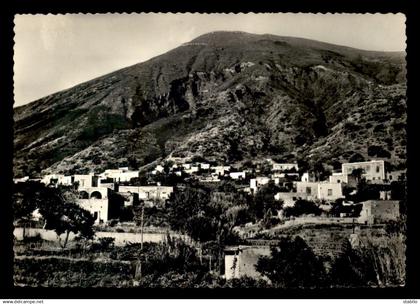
top-left (91, 191), bottom-right (102, 199)
top-left (79, 191), bottom-right (89, 199)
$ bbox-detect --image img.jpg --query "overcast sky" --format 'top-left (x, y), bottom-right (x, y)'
top-left (14, 13), bottom-right (406, 107)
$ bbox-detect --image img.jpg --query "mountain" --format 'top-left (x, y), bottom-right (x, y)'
top-left (13, 31), bottom-right (407, 177)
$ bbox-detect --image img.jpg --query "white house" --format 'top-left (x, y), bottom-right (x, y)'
top-left (78, 186), bottom-right (109, 199)
top-left (185, 166), bottom-right (199, 175)
top-left (13, 176), bottom-right (29, 183)
top-left (296, 181), bottom-right (319, 199)
top-left (200, 163), bottom-right (211, 170)
top-left (296, 181), bottom-right (343, 201)
top-left (77, 198), bottom-right (109, 224)
top-left (317, 182), bottom-right (344, 200)
top-left (229, 171), bottom-right (246, 180)
top-left (329, 172), bottom-right (346, 183)
top-left (212, 166), bottom-right (231, 176)
top-left (73, 174), bottom-right (95, 188)
top-left (99, 168), bottom-right (139, 182)
top-left (250, 176), bottom-right (271, 193)
top-left (341, 160), bottom-right (385, 183)
top-left (274, 192), bottom-right (308, 208)
top-left (270, 161), bottom-right (299, 172)
top-left (119, 185), bottom-right (174, 201)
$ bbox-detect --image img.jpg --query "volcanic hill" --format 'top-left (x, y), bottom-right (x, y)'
top-left (13, 31), bottom-right (407, 177)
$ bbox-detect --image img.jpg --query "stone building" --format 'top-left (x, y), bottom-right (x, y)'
top-left (358, 200), bottom-right (400, 225)
top-left (224, 245), bottom-right (270, 280)
top-left (386, 170), bottom-right (406, 182)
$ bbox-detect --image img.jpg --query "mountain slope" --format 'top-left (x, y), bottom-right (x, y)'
top-left (13, 31), bottom-right (407, 177)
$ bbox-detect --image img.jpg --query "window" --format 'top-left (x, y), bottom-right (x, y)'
top-left (306, 187), bottom-right (312, 194)
top-left (372, 177), bottom-right (376, 180)
top-left (376, 166), bottom-right (380, 173)
top-left (327, 189), bottom-right (333, 196)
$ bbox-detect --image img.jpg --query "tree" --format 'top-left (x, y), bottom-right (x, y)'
top-left (166, 186), bottom-right (211, 233)
top-left (349, 152), bottom-right (365, 163)
top-left (351, 168), bottom-right (364, 184)
top-left (185, 215), bottom-right (217, 243)
top-left (225, 205), bottom-right (251, 228)
top-left (38, 186), bottom-right (95, 248)
top-left (12, 181), bottom-right (43, 238)
top-left (41, 201), bottom-right (95, 248)
top-left (329, 199), bottom-right (362, 217)
top-left (283, 199), bottom-right (322, 218)
top-left (256, 236), bottom-right (327, 288)
top-left (250, 182), bottom-right (283, 220)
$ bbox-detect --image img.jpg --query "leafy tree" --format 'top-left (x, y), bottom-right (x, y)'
top-left (216, 180), bottom-right (238, 193)
top-left (368, 145), bottom-right (391, 158)
top-left (259, 160), bottom-right (273, 176)
top-left (12, 181), bottom-right (45, 238)
top-left (166, 186), bottom-right (211, 233)
top-left (250, 182), bottom-right (283, 220)
top-left (283, 199), bottom-right (322, 218)
top-left (41, 201), bottom-right (95, 248)
top-left (185, 215), bottom-right (217, 243)
top-left (225, 205), bottom-right (251, 227)
top-left (36, 186), bottom-right (95, 248)
top-left (256, 236), bottom-right (327, 288)
top-left (329, 199), bottom-right (362, 217)
top-left (349, 152), bottom-right (365, 163)
top-left (353, 179), bottom-right (383, 202)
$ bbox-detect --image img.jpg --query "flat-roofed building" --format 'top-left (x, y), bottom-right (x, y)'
top-left (119, 185), bottom-right (173, 201)
top-left (342, 160), bottom-right (385, 183)
top-left (358, 200), bottom-right (400, 225)
top-left (296, 181), bottom-right (344, 201)
top-left (229, 171), bottom-right (246, 180)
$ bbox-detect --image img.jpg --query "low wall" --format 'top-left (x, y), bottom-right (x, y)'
top-left (13, 228), bottom-right (182, 246)
top-left (269, 225), bottom-right (389, 260)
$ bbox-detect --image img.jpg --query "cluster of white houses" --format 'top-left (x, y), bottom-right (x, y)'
top-left (14, 167), bottom-right (174, 224)
top-left (14, 158), bottom-right (405, 225)
top-left (246, 159), bottom-right (405, 208)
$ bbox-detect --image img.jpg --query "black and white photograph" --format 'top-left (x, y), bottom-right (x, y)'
top-left (7, 11), bottom-right (410, 293)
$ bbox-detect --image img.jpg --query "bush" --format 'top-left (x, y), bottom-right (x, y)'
top-left (91, 237), bottom-right (115, 251)
top-left (283, 200), bottom-right (322, 217)
top-left (368, 145), bottom-right (391, 158)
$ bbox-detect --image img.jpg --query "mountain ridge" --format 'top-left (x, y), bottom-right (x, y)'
top-left (13, 31), bottom-right (407, 177)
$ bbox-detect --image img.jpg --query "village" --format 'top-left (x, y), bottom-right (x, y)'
top-left (12, 156), bottom-right (406, 283)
